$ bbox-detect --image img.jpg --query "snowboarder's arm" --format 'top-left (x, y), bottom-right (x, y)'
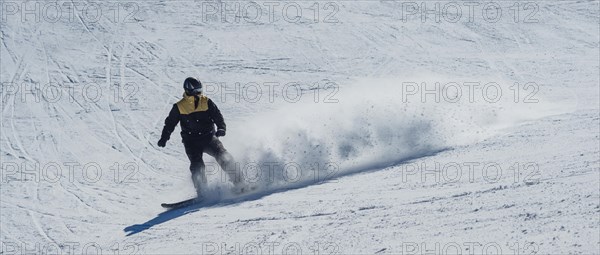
top-left (208, 99), bottom-right (226, 131)
top-left (160, 104), bottom-right (180, 141)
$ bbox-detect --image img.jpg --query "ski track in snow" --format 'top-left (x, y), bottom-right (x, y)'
top-left (0, 1), bottom-right (598, 254)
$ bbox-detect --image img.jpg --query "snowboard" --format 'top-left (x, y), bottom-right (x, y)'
top-left (161, 185), bottom-right (259, 210)
top-left (161, 197), bottom-right (202, 209)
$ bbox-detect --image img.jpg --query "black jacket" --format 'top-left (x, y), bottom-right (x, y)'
top-left (160, 94), bottom-right (226, 141)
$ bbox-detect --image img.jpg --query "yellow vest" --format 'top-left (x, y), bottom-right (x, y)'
top-left (176, 93), bottom-right (208, 115)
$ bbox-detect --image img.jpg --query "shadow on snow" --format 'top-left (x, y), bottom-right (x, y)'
top-left (123, 148), bottom-right (448, 236)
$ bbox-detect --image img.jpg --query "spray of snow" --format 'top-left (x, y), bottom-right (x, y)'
top-left (202, 76), bottom-right (574, 197)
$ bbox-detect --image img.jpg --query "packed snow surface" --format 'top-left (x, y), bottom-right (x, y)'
top-left (1, 0), bottom-right (598, 254)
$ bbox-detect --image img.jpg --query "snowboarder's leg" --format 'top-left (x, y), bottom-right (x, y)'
top-left (183, 140), bottom-right (207, 196)
top-left (204, 136), bottom-right (243, 187)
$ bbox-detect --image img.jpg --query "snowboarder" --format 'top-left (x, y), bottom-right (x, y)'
top-left (157, 77), bottom-right (244, 197)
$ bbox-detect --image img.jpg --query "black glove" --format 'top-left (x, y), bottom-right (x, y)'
top-left (157, 138), bottom-right (167, 147)
top-left (215, 129), bottom-right (226, 137)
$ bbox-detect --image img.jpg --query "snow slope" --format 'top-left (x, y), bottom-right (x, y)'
top-left (1, 0), bottom-right (598, 254)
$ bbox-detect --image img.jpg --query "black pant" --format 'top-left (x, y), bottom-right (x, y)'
top-left (183, 136), bottom-right (238, 193)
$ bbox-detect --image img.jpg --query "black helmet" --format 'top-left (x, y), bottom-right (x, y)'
top-left (183, 77), bottom-right (202, 95)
